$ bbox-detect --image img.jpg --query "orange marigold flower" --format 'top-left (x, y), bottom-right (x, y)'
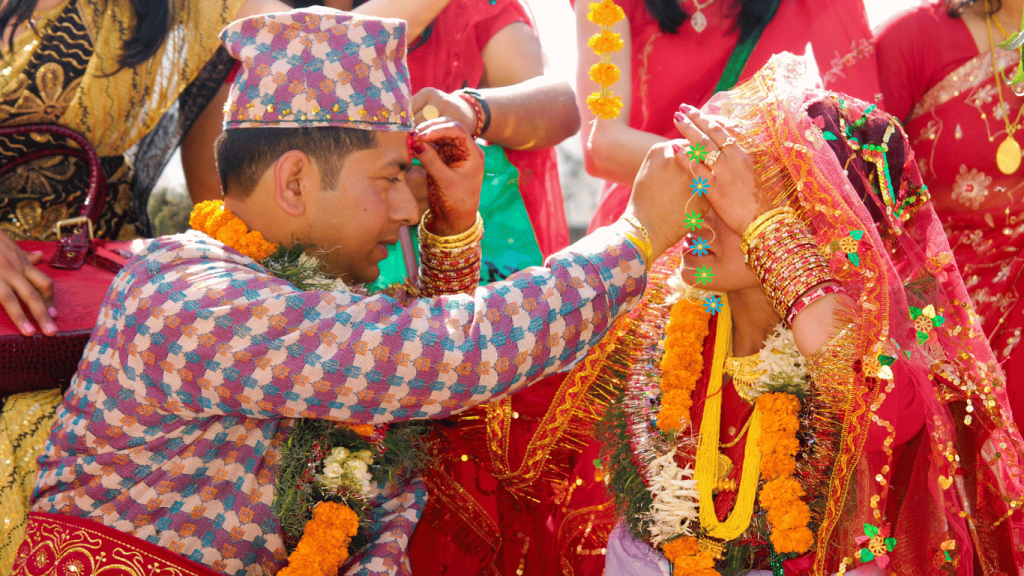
top-left (587, 93), bottom-right (624, 120)
top-left (662, 536), bottom-right (700, 561)
top-left (589, 62), bottom-right (621, 87)
top-left (758, 451), bottom-right (797, 480)
top-left (278, 501), bottom-right (359, 576)
top-left (588, 30), bottom-right (624, 53)
top-left (341, 422), bottom-right (375, 437)
top-left (772, 525), bottom-right (815, 554)
top-left (588, 0), bottom-right (625, 26)
top-left (190, 200), bottom-right (279, 262)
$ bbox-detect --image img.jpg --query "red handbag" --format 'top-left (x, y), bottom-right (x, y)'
top-left (0, 124), bottom-right (140, 394)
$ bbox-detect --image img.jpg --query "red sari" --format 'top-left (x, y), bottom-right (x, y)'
top-left (876, 1), bottom-right (1024, 422)
top-left (586, 0), bottom-right (882, 232)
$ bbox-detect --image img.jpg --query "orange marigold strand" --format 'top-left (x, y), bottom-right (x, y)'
top-left (278, 501), bottom-right (359, 576)
top-left (658, 298), bottom-right (709, 433)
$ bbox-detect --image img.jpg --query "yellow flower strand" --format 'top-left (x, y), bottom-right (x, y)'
top-left (189, 200), bottom-right (278, 262)
top-left (693, 298), bottom-right (764, 541)
top-left (586, 0), bottom-right (625, 119)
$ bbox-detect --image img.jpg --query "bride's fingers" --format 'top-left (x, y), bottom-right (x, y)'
top-left (678, 105), bottom-right (748, 158)
top-left (671, 115), bottom-right (716, 180)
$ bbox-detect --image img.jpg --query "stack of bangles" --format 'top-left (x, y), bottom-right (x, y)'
top-left (741, 207), bottom-right (844, 326)
top-left (419, 209), bottom-right (484, 295)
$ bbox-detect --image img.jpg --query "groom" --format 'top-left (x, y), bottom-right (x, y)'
top-left (16, 7), bottom-right (696, 576)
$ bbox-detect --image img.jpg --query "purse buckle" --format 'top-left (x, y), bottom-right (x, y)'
top-left (54, 216), bottom-right (94, 241)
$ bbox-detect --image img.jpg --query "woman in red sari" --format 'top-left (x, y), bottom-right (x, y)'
top-left (575, 0), bottom-right (882, 233)
top-left (876, 0), bottom-right (1024, 421)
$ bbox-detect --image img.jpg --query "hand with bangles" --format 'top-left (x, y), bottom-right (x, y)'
top-left (669, 104), bottom-right (847, 357)
top-left (408, 118), bottom-right (485, 237)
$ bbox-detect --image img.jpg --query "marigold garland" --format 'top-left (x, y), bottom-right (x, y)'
top-left (340, 422), bottom-right (375, 438)
top-left (586, 0), bottom-right (626, 120)
top-left (189, 200), bottom-right (277, 261)
top-left (663, 537), bottom-right (720, 576)
top-left (658, 297), bottom-right (709, 433)
top-left (277, 501), bottom-right (359, 576)
top-left (755, 392), bottom-right (814, 554)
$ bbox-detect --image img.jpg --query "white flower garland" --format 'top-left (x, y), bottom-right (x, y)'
top-left (316, 446), bottom-right (377, 498)
top-left (646, 447), bottom-right (700, 546)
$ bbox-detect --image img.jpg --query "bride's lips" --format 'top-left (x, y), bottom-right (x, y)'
top-left (374, 237), bottom-right (398, 260)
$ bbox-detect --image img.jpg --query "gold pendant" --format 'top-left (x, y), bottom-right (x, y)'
top-left (996, 135), bottom-right (1022, 175)
top-left (691, 9), bottom-right (707, 33)
top-left (699, 536), bottom-right (727, 560)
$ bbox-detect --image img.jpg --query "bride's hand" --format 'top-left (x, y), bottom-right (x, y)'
top-left (671, 104), bottom-right (770, 235)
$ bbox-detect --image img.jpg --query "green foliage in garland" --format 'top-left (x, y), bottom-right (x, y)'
top-left (261, 244), bottom-right (342, 292)
top-left (598, 391), bottom-right (655, 543)
top-left (274, 419), bottom-right (432, 552)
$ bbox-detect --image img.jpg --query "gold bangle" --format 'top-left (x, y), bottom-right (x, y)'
top-left (621, 214), bottom-right (654, 269)
top-left (741, 207), bottom-right (795, 256)
top-left (419, 210), bottom-right (484, 249)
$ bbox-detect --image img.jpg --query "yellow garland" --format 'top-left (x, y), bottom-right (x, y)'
top-left (693, 299), bottom-right (763, 541)
top-left (586, 0), bottom-right (625, 120)
top-left (278, 501), bottom-right (360, 576)
top-left (189, 200), bottom-right (278, 262)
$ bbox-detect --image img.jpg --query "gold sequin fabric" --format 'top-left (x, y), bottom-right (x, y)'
top-left (0, 389), bottom-right (63, 575)
top-left (0, 0), bottom-right (245, 240)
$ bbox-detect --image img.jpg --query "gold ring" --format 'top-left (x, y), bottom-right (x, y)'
top-left (704, 149), bottom-right (721, 168)
top-left (721, 137), bottom-right (737, 149)
top-left (422, 104), bottom-right (440, 120)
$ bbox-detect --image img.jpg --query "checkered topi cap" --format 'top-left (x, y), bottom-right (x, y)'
top-left (219, 7), bottom-right (413, 131)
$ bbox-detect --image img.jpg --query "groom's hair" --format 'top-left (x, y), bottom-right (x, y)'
top-left (214, 127), bottom-right (376, 197)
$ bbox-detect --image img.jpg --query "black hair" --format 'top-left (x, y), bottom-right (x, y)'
top-left (644, 0), bottom-right (781, 44)
top-left (946, 0), bottom-right (1001, 17)
top-left (0, 0), bottom-right (171, 68)
top-left (214, 126), bottom-right (376, 197)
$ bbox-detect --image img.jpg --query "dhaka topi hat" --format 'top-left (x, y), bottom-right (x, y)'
top-left (219, 7), bottom-right (413, 131)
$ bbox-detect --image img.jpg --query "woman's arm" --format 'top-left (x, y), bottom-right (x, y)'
top-left (411, 21), bottom-right (580, 151)
top-left (573, 0), bottom-right (664, 186)
top-left (476, 22), bottom-right (579, 150)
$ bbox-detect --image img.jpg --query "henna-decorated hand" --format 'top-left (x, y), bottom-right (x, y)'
top-left (409, 117), bottom-right (484, 236)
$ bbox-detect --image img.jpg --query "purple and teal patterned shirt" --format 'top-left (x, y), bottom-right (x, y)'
top-left (31, 227), bottom-right (646, 575)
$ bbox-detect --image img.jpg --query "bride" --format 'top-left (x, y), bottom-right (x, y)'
top-left (579, 54), bottom-right (1024, 575)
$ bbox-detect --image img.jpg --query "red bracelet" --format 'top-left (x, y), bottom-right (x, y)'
top-left (457, 92), bottom-right (486, 138)
top-left (785, 283), bottom-right (845, 327)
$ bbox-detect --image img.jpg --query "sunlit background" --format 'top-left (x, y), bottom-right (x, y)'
top-left (152, 0), bottom-right (924, 237)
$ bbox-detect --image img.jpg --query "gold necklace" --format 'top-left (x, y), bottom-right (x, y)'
top-left (689, 0), bottom-right (720, 33)
top-left (986, 1), bottom-right (1024, 174)
top-left (724, 351), bottom-right (770, 404)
